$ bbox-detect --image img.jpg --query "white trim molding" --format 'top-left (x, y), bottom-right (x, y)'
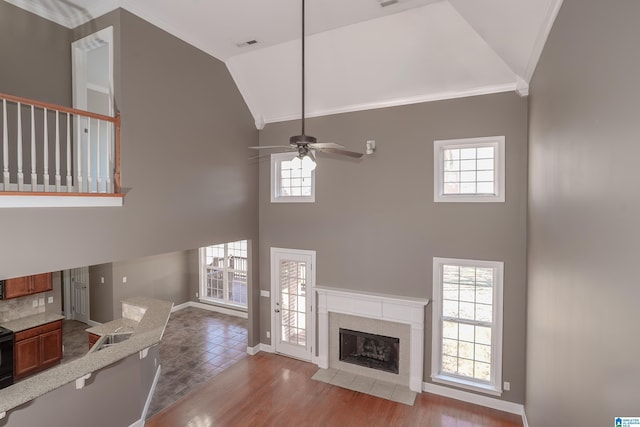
top-left (172, 301), bottom-right (248, 319)
top-left (316, 286), bottom-right (429, 393)
top-left (433, 136), bottom-right (506, 203)
top-left (422, 381), bottom-right (525, 417)
top-left (0, 194), bottom-right (124, 208)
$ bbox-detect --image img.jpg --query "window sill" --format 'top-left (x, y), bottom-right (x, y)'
top-left (270, 196), bottom-right (315, 203)
top-left (434, 194), bottom-right (504, 203)
top-left (431, 374), bottom-right (502, 397)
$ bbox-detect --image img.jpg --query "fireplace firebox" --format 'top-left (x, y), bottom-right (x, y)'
top-left (339, 328), bottom-right (399, 374)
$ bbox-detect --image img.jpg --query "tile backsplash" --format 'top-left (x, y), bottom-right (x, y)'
top-left (0, 295), bottom-right (45, 323)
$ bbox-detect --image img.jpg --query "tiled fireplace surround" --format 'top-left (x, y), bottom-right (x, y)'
top-left (316, 287), bottom-right (429, 393)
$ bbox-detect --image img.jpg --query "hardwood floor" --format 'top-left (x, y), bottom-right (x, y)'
top-left (147, 352), bottom-right (523, 427)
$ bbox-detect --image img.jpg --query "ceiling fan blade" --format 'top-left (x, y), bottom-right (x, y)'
top-left (317, 147), bottom-right (364, 159)
top-left (308, 142), bottom-right (344, 150)
top-left (248, 145), bottom-right (292, 150)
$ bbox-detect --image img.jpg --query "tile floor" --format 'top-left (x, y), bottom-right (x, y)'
top-left (311, 368), bottom-right (417, 406)
top-left (58, 308), bottom-right (248, 419)
top-left (61, 319), bottom-right (91, 365)
top-left (147, 307), bottom-right (248, 418)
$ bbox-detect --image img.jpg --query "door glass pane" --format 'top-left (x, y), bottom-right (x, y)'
top-left (280, 260), bottom-right (306, 347)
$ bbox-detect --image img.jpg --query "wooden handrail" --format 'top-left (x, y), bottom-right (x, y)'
top-left (0, 92), bottom-right (117, 123)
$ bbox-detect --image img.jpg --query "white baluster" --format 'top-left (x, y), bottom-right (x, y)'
top-left (96, 121), bottom-right (102, 193)
top-left (76, 115), bottom-right (83, 192)
top-left (30, 105), bottom-right (37, 191)
top-left (43, 108), bottom-right (49, 192)
top-left (17, 102), bottom-right (23, 191)
top-left (86, 118), bottom-right (92, 192)
top-left (55, 110), bottom-right (61, 191)
top-left (66, 113), bottom-right (72, 191)
top-left (2, 99), bottom-right (8, 189)
top-left (106, 121), bottom-right (112, 193)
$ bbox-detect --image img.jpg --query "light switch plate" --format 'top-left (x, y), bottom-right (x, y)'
top-left (260, 290), bottom-right (270, 297)
top-left (48, 296), bottom-right (53, 304)
top-left (32, 299), bottom-right (38, 307)
top-left (38, 297), bottom-right (45, 306)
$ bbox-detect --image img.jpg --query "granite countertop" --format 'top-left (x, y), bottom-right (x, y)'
top-left (0, 312), bottom-right (65, 333)
top-left (0, 297), bottom-right (173, 415)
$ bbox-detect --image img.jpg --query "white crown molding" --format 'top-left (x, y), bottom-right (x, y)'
top-left (515, 76), bottom-right (530, 97)
top-left (6, 0), bottom-right (119, 29)
top-left (423, 381), bottom-right (525, 416)
top-left (523, 0), bottom-right (564, 82)
top-left (262, 83), bottom-right (517, 125)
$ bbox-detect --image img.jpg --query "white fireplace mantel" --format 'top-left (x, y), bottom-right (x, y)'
top-left (316, 286), bottom-right (429, 393)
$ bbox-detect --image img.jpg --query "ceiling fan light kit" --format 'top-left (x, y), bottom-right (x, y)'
top-left (249, 0), bottom-right (364, 166)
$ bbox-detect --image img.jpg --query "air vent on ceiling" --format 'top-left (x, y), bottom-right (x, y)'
top-left (379, 0), bottom-right (399, 7)
top-left (236, 40), bottom-right (258, 48)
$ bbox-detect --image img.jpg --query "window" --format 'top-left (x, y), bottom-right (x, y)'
top-left (431, 257), bottom-right (503, 395)
top-left (271, 152), bottom-right (315, 203)
top-left (434, 136), bottom-right (505, 202)
top-left (199, 240), bottom-right (248, 308)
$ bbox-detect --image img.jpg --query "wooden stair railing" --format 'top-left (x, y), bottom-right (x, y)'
top-left (0, 92), bottom-right (121, 195)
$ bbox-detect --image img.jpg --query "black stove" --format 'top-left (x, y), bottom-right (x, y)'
top-left (0, 325), bottom-right (14, 389)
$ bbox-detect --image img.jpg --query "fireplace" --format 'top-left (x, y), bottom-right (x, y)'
top-left (339, 328), bottom-right (399, 374)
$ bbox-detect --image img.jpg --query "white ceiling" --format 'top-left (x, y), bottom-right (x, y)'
top-left (7, 0), bottom-right (563, 128)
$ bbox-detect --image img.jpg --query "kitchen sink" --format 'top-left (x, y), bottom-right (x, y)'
top-left (90, 331), bottom-right (133, 353)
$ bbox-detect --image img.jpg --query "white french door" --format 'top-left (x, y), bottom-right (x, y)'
top-left (271, 248), bottom-right (315, 361)
top-left (70, 267), bottom-right (89, 324)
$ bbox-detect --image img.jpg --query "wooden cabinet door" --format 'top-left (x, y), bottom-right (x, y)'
top-left (88, 333), bottom-right (100, 350)
top-left (40, 328), bottom-right (62, 368)
top-left (4, 277), bottom-right (32, 299)
top-left (32, 273), bottom-right (53, 294)
top-left (15, 336), bottom-right (40, 379)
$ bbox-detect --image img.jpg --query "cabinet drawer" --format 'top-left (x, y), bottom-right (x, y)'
top-left (15, 320), bottom-right (62, 342)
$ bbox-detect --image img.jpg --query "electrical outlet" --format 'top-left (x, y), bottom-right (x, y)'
top-left (266, 331), bottom-right (270, 339)
top-left (38, 297), bottom-right (45, 306)
top-left (101, 276), bottom-right (105, 284)
top-left (504, 381), bottom-right (510, 391)
top-left (32, 299), bottom-right (38, 307)
top-left (48, 296), bottom-right (53, 304)
top-left (122, 276), bottom-right (127, 284)
top-left (196, 292), bottom-right (199, 298)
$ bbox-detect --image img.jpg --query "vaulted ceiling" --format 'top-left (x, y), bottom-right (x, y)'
top-left (8, 0), bottom-right (563, 128)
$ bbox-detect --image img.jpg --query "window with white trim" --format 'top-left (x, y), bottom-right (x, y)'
top-left (199, 240), bottom-right (248, 308)
top-left (434, 136), bottom-right (505, 202)
top-left (271, 152), bottom-right (315, 203)
top-left (432, 257), bottom-right (503, 395)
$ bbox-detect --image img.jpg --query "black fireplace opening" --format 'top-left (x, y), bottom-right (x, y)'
top-left (339, 328), bottom-right (399, 374)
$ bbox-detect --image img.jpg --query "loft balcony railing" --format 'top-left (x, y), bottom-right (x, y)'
top-left (0, 92), bottom-right (121, 199)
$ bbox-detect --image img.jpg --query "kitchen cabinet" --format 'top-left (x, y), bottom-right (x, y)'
top-left (88, 332), bottom-right (100, 350)
top-left (3, 273), bottom-right (52, 300)
top-left (14, 320), bottom-right (62, 379)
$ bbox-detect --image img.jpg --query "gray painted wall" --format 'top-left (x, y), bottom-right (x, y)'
top-left (2, 345), bottom-right (159, 427)
top-left (0, 8), bottom-right (259, 282)
top-left (89, 263), bottom-right (114, 323)
top-left (0, 1), bottom-right (71, 105)
top-left (111, 250), bottom-right (190, 319)
top-left (526, 1), bottom-right (640, 425)
top-left (259, 92), bottom-right (528, 403)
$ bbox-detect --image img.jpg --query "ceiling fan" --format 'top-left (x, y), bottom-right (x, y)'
top-left (249, 0), bottom-right (364, 169)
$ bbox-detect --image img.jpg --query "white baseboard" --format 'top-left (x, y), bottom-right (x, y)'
top-left (86, 319), bottom-right (102, 327)
top-left (170, 301), bottom-right (249, 319)
top-left (171, 302), bottom-right (191, 313)
top-left (245, 343), bottom-right (274, 356)
top-left (522, 410), bottom-right (529, 427)
top-left (422, 381), bottom-right (525, 416)
top-left (260, 343), bottom-right (274, 353)
top-left (246, 344), bottom-right (261, 355)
